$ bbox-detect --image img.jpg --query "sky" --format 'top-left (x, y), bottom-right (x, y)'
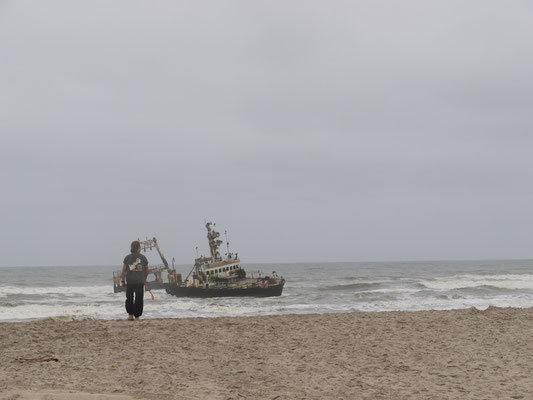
top-left (1, 0), bottom-right (533, 267)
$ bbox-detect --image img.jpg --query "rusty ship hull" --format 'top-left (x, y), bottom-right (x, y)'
top-left (165, 281), bottom-right (284, 298)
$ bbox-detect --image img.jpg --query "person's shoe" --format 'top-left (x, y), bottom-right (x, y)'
top-left (135, 317), bottom-right (140, 321)
top-left (127, 314), bottom-right (134, 321)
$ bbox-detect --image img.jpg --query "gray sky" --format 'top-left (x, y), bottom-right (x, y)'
top-left (1, 0), bottom-right (533, 267)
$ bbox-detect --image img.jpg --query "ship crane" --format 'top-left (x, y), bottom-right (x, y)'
top-left (138, 237), bottom-right (170, 269)
top-left (136, 237), bottom-right (172, 287)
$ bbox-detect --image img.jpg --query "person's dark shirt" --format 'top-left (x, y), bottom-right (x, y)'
top-left (123, 253), bottom-right (149, 284)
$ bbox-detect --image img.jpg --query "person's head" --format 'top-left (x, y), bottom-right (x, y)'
top-left (131, 240), bottom-right (141, 254)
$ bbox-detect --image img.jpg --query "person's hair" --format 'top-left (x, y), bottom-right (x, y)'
top-left (131, 240), bottom-right (141, 253)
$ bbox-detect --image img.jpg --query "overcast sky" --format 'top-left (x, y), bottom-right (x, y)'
top-left (1, 0), bottom-right (533, 267)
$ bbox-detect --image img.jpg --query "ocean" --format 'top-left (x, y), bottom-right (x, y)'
top-left (1, 260), bottom-right (533, 322)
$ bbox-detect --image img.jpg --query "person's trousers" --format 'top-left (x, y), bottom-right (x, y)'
top-left (125, 283), bottom-right (144, 317)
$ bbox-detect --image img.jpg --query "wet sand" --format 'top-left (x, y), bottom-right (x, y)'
top-left (2, 308), bottom-right (533, 399)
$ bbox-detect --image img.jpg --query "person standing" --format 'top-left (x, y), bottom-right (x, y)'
top-left (121, 240), bottom-right (149, 321)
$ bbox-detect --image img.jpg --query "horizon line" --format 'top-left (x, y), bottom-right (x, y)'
top-left (1, 257), bottom-right (532, 268)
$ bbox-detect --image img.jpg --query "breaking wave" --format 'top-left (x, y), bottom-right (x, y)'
top-left (320, 282), bottom-right (385, 291)
top-left (417, 274), bottom-right (533, 291)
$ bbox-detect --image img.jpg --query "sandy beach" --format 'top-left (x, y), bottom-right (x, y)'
top-left (2, 307), bottom-right (533, 399)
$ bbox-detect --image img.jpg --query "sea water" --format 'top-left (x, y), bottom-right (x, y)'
top-left (1, 260), bottom-right (533, 322)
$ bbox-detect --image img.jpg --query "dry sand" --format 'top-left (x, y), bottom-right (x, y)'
top-left (1, 308), bottom-right (533, 399)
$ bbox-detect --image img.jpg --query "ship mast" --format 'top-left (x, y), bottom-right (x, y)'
top-left (206, 222), bottom-right (223, 262)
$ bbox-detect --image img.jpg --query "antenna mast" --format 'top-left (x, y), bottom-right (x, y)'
top-left (225, 230), bottom-right (230, 258)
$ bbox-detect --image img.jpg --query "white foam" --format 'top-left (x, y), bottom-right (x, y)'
top-left (348, 289), bottom-right (533, 312)
top-left (0, 285), bottom-right (111, 297)
top-left (0, 303), bottom-right (123, 322)
top-left (417, 274), bottom-right (533, 291)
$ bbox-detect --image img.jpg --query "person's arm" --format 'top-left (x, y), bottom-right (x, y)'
top-left (145, 262), bottom-right (149, 280)
top-left (121, 263), bottom-right (127, 286)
